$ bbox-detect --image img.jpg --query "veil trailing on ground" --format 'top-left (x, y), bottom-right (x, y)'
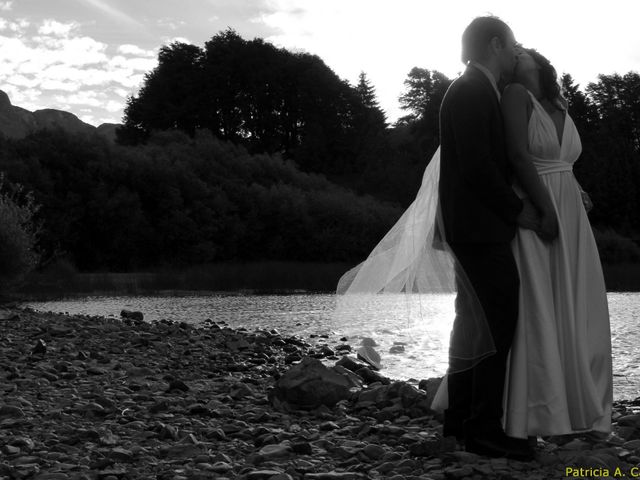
top-left (335, 147), bottom-right (495, 375)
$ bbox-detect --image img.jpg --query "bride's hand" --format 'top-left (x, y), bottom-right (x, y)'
top-left (581, 190), bottom-right (593, 213)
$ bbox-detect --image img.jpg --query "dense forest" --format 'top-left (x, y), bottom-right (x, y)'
top-left (0, 29), bottom-right (639, 275)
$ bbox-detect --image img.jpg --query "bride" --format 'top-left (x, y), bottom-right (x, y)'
top-left (500, 47), bottom-right (612, 439)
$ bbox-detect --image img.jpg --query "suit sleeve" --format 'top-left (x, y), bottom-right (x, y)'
top-left (448, 85), bottom-right (523, 225)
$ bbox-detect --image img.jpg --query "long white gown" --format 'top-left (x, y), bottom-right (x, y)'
top-left (503, 91), bottom-right (613, 439)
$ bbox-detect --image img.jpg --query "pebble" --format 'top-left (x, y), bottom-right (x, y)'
top-left (0, 306), bottom-right (632, 479)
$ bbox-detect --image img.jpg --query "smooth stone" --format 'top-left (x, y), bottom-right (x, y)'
top-left (120, 310), bottom-right (144, 321)
top-left (245, 471), bottom-right (286, 480)
top-left (362, 444), bottom-right (385, 459)
top-left (623, 439), bottom-right (640, 450)
top-left (443, 466), bottom-right (474, 479)
top-left (561, 439), bottom-right (593, 450)
top-left (617, 414), bottom-right (640, 427)
top-left (356, 346), bottom-right (381, 371)
top-left (334, 356), bottom-right (369, 373)
top-left (210, 462), bottom-right (233, 473)
top-left (319, 421), bottom-right (339, 431)
top-left (376, 462), bottom-right (396, 474)
top-left (0, 405), bottom-right (25, 417)
top-left (355, 367), bottom-right (389, 385)
top-left (291, 442), bottom-right (313, 455)
top-left (305, 472), bottom-right (366, 479)
top-left (12, 456), bottom-right (41, 465)
top-left (32, 339), bottom-right (47, 355)
top-left (167, 380), bottom-right (190, 392)
top-left (2, 445), bottom-right (20, 455)
top-left (10, 437), bottom-right (35, 451)
top-left (258, 443), bottom-right (292, 459)
top-left (268, 474), bottom-right (294, 480)
top-left (108, 448), bottom-right (134, 463)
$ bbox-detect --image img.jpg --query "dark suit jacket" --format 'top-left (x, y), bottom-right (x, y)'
top-left (439, 64), bottom-right (523, 244)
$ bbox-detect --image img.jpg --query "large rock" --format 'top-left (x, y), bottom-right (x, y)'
top-left (269, 357), bottom-right (354, 409)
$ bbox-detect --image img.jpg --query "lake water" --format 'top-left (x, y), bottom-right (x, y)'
top-left (23, 292), bottom-right (640, 401)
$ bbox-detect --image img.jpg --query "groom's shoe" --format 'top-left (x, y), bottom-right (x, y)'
top-left (442, 411), bottom-right (467, 441)
top-left (465, 432), bottom-right (534, 461)
top-left (442, 423), bottom-right (464, 441)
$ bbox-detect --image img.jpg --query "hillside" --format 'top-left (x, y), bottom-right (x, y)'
top-left (0, 90), bottom-right (119, 141)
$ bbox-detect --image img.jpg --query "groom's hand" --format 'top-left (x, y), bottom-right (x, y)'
top-left (537, 212), bottom-right (559, 242)
top-left (516, 198), bottom-right (540, 231)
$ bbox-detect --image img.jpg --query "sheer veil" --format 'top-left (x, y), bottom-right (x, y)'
top-left (335, 147), bottom-right (495, 377)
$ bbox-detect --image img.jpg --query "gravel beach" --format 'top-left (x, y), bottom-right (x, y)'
top-left (0, 306), bottom-right (638, 480)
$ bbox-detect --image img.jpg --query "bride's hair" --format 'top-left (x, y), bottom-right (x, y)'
top-left (526, 48), bottom-right (567, 110)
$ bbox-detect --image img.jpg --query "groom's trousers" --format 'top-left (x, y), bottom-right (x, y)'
top-left (444, 242), bottom-right (520, 437)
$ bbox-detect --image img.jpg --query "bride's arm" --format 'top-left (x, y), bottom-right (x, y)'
top-left (501, 83), bottom-right (559, 240)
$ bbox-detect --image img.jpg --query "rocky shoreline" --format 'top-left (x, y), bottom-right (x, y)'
top-left (0, 307), bottom-right (639, 480)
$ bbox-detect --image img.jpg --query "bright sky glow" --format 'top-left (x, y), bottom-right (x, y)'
top-left (1, 0), bottom-right (639, 126)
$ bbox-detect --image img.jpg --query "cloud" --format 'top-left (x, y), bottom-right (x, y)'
top-left (0, 1), bottom-right (12, 11)
top-left (0, 17), bottom-right (159, 125)
top-left (157, 18), bottom-right (186, 31)
top-left (104, 100), bottom-right (123, 113)
top-left (54, 91), bottom-right (103, 108)
top-left (0, 18), bottom-right (29, 34)
top-left (38, 19), bottom-right (78, 37)
top-left (160, 36), bottom-right (192, 47)
top-left (4, 74), bottom-right (40, 89)
top-left (109, 55), bottom-right (157, 71)
top-left (118, 44), bottom-right (156, 57)
top-left (2, 85), bottom-right (42, 110)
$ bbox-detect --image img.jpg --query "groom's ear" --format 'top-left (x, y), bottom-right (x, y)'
top-left (487, 36), bottom-right (506, 58)
top-left (489, 36), bottom-right (503, 52)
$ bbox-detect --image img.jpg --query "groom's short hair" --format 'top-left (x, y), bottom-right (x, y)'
top-left (461, 16), bottom-right (512, 64)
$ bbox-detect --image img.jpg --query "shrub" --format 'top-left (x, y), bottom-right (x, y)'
top-left (0, 177), bottom-right (40, 288)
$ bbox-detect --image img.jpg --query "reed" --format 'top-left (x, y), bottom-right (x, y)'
top-left (15, 261), bottom-right (640, 300)
top-left (16, 261), bottom-right (355, 298)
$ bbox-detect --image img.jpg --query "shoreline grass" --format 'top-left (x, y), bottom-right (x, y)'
top-left (11, 260), bottom-right (640, 300)
top-left (14, 261), bottom-right (355, 299)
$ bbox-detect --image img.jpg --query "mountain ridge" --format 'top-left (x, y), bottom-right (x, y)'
top-left (0, 90), bottom-right (120, 142)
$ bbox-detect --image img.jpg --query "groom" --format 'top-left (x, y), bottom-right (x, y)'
top-left (439, 16), bottom-right (536, 458)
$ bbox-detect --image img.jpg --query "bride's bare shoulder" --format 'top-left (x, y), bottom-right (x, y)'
top-left (502, 82), bottom-right (529, 99)
top-left (501, 83), bottom-right (533, 119)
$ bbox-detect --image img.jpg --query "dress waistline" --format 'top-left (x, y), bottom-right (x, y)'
top-left (532, 157), bottom-right (573, 176)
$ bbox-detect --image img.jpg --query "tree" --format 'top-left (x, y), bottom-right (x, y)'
top-left (119, 29), bottom-right (384, 178)
top-left (561, 73), bottom-right (598, 137)
top-left (576, 73), bottom-right (640, 233)
top-left (587, 72), bottom-right (640, 151)
top-left (398, 68), bottom-right (451, 124)
top-left (120, 42), bottom-right (205, 142)
top-left (0, 177), bottom-right (40, 288)
top-left (356, 71), bottom-right (379, 109)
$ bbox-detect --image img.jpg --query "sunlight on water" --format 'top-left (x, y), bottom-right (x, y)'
top-left (23, 292), bottom-right (640, 400)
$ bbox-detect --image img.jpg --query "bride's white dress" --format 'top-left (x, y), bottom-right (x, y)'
top-left (503, 91), bottom-right (613, 438)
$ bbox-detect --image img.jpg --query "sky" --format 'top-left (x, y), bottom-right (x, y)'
top-left (1, 0), bottom-right (639, 127)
